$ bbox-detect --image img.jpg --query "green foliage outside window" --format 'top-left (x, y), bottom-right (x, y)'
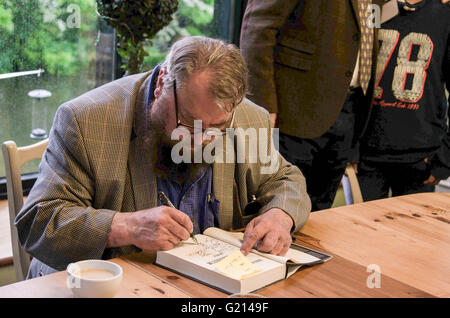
top-left (96, 0), bottom-right (178, 75)
top-left (0, 0), bottom-right (97, 76)
top-left (0, 0), bottom-right (217, 178)
top-left (143, 0), bottom-right (214, 69)
top-left (0, 0), bottom-right (216, 77)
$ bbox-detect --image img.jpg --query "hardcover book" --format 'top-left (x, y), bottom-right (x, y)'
top-left (156, 227), bottom-right (331, 294)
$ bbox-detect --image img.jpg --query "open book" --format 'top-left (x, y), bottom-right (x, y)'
top-left (156, 227), bottom-right (332, 294)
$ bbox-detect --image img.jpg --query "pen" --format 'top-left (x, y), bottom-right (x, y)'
top-left (158, 191), bottom-right (199, 245)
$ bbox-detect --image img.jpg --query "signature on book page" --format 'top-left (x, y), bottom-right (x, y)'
top-left (186, 236), bottom-right (233, 260)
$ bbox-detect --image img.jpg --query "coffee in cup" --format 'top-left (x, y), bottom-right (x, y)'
top-left (66, 260), bottom-right (122, 298)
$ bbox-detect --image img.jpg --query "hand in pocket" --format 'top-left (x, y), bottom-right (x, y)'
top-left (423, 158), bottom-right (440, 185)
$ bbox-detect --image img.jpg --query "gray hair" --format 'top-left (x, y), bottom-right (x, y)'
top-left (161, 36), bottom-right (248, 112)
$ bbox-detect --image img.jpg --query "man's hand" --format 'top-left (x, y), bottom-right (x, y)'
top-left (240, 208), bottom-right (293, 256)
top-left (442, 0), bottom-right (450, 4)
top-left (424, 174), bottom-right (441, 186)
top-left (423, 158), bottom-right (441, 185)
top-left (107, 206), bottom-right (193, 251)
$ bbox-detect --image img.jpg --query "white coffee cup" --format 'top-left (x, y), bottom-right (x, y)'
top-left (66, 260), bottom-right (123, 298)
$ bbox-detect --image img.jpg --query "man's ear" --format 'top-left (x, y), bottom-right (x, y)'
top-left (154, 67), bottom-right (168, 99)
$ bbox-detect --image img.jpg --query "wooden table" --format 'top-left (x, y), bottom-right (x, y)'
top-left (300, 192), bottom-right (450, 298)
top-left (0, 193), bottom-right (448, 298)
top-left (0, 258), bottom-right (190, 298)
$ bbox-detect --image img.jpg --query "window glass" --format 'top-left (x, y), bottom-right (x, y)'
top-left (0, 0), bottom-right (231, 178)
top-left (0, 0), bottom-right (106, 177)
top-left (140, 0), bottom-right (228, 73)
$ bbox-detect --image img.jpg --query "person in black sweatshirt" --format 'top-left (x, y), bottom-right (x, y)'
top-left (357, 0), bottom-right (450, 200)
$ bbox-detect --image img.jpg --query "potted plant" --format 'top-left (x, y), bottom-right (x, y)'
top-left (96, 0), bottom-right (178, 75)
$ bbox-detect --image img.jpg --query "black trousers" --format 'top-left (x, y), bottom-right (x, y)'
top-left (357, 159), bottom-right (435, 201)
top-left (278, 92), bottom-right (357, 212)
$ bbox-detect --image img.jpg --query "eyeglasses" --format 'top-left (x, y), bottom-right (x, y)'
top-left (173, 80), bottom-right (235, 137)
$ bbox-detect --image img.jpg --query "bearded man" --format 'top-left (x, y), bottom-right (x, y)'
top-left (15, 36), bottom-right (311, 278)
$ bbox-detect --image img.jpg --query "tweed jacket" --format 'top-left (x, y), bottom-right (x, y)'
top-left (14, 71), bottom-right (311, 270)
top-left (240, 0), bottom-right (384, 140)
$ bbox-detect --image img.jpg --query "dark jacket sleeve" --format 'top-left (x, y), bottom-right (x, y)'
top-left (430, 33), bottom-right (450, 180)
top-left (239, 0), bottom-right (301, 114)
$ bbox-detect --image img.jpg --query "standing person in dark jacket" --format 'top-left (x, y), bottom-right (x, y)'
top-left (240, 0), bottom-right (383, 211)
top-left (357, 0), bottom-right (450, 200)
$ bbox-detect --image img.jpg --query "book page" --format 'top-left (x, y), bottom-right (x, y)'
top-left (181, 235), bottom-right (236, 266)
top-left (202, 227), bottom-right (243, 248)
top-left (165, 234), bottom-right (282, 276)
top-left (203, 227), bottom-right (321, 265)
top-left (214, 250), bottom-right (262, 280)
